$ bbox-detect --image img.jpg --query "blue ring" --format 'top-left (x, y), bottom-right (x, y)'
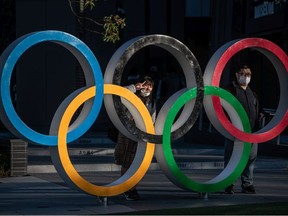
top-left (0, 30), bottom-right (103, 146)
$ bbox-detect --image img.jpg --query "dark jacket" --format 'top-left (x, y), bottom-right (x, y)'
top-left (228, 81), bottom-right (260, 131)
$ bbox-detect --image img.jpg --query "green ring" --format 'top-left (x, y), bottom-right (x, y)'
top-left (162, 86), bottom-right (252, 192)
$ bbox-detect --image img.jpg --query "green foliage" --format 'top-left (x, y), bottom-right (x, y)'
top-left (103, 15), bottom-right (126, 43)
top-left (69, 0), bottom-right (126, 43)
top-left (83, 0), bottom-right (96, 11)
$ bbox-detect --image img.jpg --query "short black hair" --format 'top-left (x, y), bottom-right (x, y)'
top-left (237, 65), bottom-right (250, 73)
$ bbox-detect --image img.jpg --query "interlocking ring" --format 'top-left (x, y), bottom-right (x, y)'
top-left (204, 38), bottom-right (288, 143)
top-left (104, 35), bottom-right (204, 144)
top-left (0, 30), bottom-right (104, 145)
top-left (50, 84), bottom-right (154, 196)
top-left (0, 31), bottom-right (286, 196)
top-left (161, 86), bottom-right (251, 192)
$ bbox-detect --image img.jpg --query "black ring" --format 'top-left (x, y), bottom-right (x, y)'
top-left (104, 35), bottom-right (204, 143)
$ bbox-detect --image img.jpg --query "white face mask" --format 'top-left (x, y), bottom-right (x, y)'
top-left (140, 89), bottom-right (151, 97)
top-left (238, 75), bottom-right (251, 86)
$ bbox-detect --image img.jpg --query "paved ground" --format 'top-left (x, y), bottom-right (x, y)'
top-left (1, 160), bottom-right (288, 215)
top-left (1, 133), bottom-right (288, 215)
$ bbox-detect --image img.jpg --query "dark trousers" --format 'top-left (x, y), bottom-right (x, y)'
top-left (224, 139), bottom-right (258, 187)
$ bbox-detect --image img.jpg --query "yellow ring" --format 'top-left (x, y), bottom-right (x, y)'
top-left (57, 84), bottom-right (155, 196)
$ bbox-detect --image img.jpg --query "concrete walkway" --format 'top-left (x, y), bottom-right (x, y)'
top-left (1, 161), bottom-right (288, 215)
top-left (1, 133), bottom-right (288, 215)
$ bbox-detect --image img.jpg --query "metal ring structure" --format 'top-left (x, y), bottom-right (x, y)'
top-left (0, 31), bottom-right (287, 197)
top-left (162, 86), bottom-right (251, 192)
top-left (0, 30), bottom-right (104, 145)
top-left (50, 84), bottom-right (154, 197)
top-left (52, 85), bottom-right (252, 195)
top-left (104, 35), bottom-right (204, 144)
top-left (203, 38), bottom-right (288, 143)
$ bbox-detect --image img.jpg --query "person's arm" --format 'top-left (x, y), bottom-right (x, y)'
top-left (124, 81), bottom-right (147, 93)
top-left (120, 82), bottom-right (145, 121)
top-left (125, 84), bottom-right (137, 93)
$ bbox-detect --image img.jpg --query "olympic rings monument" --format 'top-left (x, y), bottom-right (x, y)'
top-left (0, 31), bottom-right (287, 198)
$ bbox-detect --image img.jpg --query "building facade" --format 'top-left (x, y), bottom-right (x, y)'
top-left (0, 0), bottom-right (286, 140)
top-left (210, 0), bottom-right (287, 135)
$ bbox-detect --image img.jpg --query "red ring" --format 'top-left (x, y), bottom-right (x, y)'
top-left (212, 38), bottom-right (288, 143)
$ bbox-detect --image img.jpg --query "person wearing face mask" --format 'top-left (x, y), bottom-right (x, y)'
top-left (224, 65), bottom-right (262, 194)
top-left (114, 76), bottom-right (156, 200)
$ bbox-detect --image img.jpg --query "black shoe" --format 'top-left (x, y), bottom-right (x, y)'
top-left (225, 184), bottom-right (234, 194)
top-left (124, 189), bottom-right (140, 200)
top-left (242, 185), bottom-right (256, 194)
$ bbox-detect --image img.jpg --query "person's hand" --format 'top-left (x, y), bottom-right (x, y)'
top-left (135, 81), bottom-right (146, 90)
top-left (259, 112), bottom-right (265, 120)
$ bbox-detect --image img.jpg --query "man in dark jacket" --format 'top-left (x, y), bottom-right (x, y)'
top-left (224, 65), bottom-right (261, 194)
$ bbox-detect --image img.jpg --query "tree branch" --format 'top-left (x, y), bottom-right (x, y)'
top-left (67, 0), bottom-right (126, 43)
top-left (68, 0), bottom-right (103, 27)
